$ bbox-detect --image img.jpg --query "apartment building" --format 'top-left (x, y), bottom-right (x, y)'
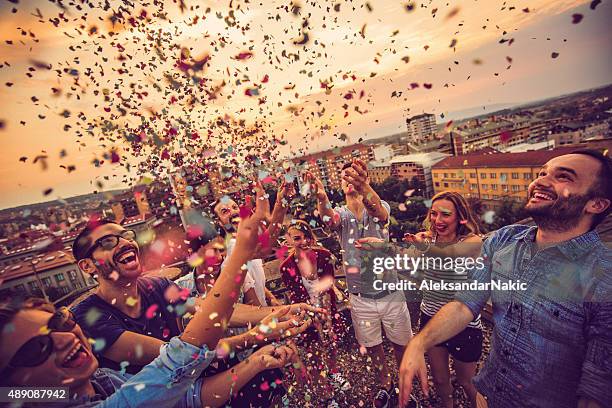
top-left (0, 249), bottom-right (96, 301)
top-left (369, 161), bottom-right (392, 184)
top-left (389, 152), bottom-right (450, 198)
top-left (292, 144), bottom-right (374, 190)
top-left (431, 147), bottom-right (579, 209)
top-left (549, 121), bottom-right (610, 146)
top-left (406, 113), bottom-right (436, 143)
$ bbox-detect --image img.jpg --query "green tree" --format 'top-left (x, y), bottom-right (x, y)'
top-left (484, 198), bottom-right (527, 232)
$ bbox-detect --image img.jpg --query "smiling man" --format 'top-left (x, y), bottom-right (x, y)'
top-left (0, 198), bottom-right (304, 407)
top-left (398, 149), bottom-right (612, 408)
top-left (70, 219), bottom-right (188, 374)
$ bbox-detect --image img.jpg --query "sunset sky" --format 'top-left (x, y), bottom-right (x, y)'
top-left (0, 0), bottom-right (611, 210)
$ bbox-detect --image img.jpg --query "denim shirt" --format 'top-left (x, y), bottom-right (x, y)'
top-left (456, 224), bottom-right (612, 408)
top-left (53, 337), bottom-right (215, 407)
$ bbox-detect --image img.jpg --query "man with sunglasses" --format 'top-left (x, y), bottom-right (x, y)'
top-left (0, 198), bottom-right (307, 407)
top-left (70, 219), bottom-right (188, 375)
top-left (70, 183), bottom-right (319, 371)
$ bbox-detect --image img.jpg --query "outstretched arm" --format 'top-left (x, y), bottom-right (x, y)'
top-left (399, 301), bottom-right (474, 406)
top-left (199, 344), bottom-right (295, 408)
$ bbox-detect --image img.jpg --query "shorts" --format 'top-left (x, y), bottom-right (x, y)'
top-left (419, 312), bottom-right (483, 363)
top-left (349, 290), bottom-right (413, 348)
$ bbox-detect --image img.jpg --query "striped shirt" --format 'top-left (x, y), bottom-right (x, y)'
top-left (419, 234), bottom-right (482, 329)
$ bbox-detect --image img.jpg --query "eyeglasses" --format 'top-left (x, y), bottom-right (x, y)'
top-left (83, 229), bottom-right (136, 259)
top-left (0, 308), bottom-right (77, 375)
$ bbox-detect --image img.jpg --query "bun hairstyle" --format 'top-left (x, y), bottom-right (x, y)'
top-left (424, 191), bottom-right (482, 238)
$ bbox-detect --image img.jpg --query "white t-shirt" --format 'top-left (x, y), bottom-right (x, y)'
top-left (225, 238), bottom-right (267, 306)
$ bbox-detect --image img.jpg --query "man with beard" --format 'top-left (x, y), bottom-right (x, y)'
top-left (0, 195), bottom-right (309, 408)
top-left (398, 150), bottom-right (612, 408)
top-left (212, 180), bottom-right (295, 307)
top-left (70, 183), bottom-right (321, 377)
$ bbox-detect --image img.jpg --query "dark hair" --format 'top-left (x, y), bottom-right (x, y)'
top-left (570, 149), bottom-right (612, 228)
top-left (187, 225), bottom-right (221, 253)
top-left (285, 219), bottom-right (317, 241)
top-left (341, 162), bottom-right (352, 171)
top-left (72, 218), bottom-right (117, 261)
top-left (0, 297), bottom-right (55, 384)
top-left (425, 191), bottom-right (482, 238)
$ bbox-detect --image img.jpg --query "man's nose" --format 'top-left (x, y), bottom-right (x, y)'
top-left (50, 331), bottom-right (79, 352)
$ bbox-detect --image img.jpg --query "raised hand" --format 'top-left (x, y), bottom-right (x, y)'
top-left (342, 159), bottom-right (369, 194)
top-left (234, 180), bottom-right (270, 259)
top-left (252, 344), bottom-right (296, 370)
top-left (277, 179), bottom-right (296, 202)
top-left (303, 171), bottom-right (326, 198)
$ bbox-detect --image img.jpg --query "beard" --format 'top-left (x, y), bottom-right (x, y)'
top-left (525, 192), bottom-right (592, 232)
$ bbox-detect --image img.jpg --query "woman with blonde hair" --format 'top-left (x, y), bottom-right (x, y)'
top-left (358, 191), bottom-right (484, 408)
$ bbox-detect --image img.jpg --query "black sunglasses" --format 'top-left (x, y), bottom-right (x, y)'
top-left (83, 229), bottom-right (136, 259)
top-left (0, 308), bottom-right (77, 375)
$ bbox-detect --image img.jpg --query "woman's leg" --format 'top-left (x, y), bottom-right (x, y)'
top-left (427, 346), bottom-right (454, 408)
top-left (454, 360), bottom-right (478, 408)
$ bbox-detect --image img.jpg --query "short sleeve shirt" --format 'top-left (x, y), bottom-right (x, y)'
top-left (334, 201), bottom-right (391, 294)
top-left (71, 276), bottom-right (184, 374)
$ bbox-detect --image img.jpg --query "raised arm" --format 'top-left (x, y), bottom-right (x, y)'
top-left (305, 171), bottom-right (340, 229)
top-left (180, 182), bottom-right (267, 349)
top-left (404, 232), bottom-right (483, 258)
top-left (267, 179), bottom-right (294, 244)
top-left (343, 159), bottom-right (388, 223)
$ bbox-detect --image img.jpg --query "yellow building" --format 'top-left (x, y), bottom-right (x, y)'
top-left (431, 147), bottom-right (579, 209)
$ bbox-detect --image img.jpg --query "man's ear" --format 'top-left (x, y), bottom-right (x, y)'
top-left (77, 258), bottom-right (96, 275)
top-left (586, 197), bottom-right (611, 216)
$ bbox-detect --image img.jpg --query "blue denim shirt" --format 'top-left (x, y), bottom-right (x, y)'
top-left (54, 337), bottom-right (215, 407)
top-left (456, 224), bottom-right (612, 408)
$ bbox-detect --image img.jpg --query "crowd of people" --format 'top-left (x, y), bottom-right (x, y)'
top-left (0, 149), bottom-right (611, 408)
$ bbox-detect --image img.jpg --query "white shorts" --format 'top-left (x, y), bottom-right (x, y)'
top-left (349, 290), bottom-right (413, 348)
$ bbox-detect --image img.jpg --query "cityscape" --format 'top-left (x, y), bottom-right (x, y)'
top-left (1, 83), bottom-right (610, 304)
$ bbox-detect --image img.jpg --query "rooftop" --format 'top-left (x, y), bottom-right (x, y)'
top-left (432, 147), bottom-right (578, 169)
top-left (0, 249), bottom-right (75, 283)
top-left (292, 143), bottom-right (370, 163)
top-left (390, 152), bottom-right (450, 165)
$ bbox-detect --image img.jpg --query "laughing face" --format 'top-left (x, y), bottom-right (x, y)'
top-left (429, 199), bottom-right (459, 241)
top-left (214, 199), bottom-right (241, 233)
top-left (525, 154), bottom-right (604, 231)
top-left (285, 227), bottom-right (313, 250)
top-left (1, 309), bottom-right (98, 390)
top-left (77, 223), bottom-right (142, 281)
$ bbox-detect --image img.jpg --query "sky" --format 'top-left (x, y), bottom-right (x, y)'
top-left (0, 0), bottom-right (611, 210)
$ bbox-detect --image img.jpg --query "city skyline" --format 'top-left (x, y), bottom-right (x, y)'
top-left (1, 0), bottom-right (611, 210)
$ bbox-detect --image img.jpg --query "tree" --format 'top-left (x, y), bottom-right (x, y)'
top-left (484, 198), bottom-right (527, 232)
